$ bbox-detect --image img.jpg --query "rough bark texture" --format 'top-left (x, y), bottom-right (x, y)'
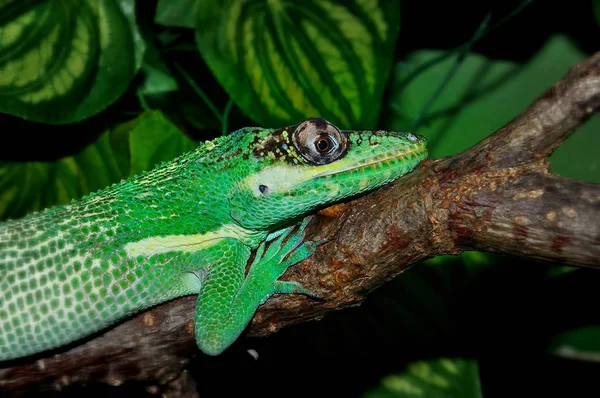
top-left (1, 52), bottom-right (599, 395)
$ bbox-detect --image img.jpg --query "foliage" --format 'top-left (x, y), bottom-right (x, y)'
top-left (0, 0), bottom-right (144, 123)
top-left (0, 0), bottom-right (598, 396)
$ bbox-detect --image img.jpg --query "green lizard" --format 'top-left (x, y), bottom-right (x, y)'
top-left (0, 118), bottom-right (427, 361)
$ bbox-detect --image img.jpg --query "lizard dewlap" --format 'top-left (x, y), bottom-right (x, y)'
top-left (0, 118), bottom-right (427, 360)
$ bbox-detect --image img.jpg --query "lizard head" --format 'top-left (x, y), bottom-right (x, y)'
top-left (229, 118), bottom-right (428, 231)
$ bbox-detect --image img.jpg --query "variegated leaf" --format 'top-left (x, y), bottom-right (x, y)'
top-left (0, 0), bottom-right (144, 124)
top-left (364, 358), bottom-right (483, 398)
top-left (195, 0), bottom-right (400, 128)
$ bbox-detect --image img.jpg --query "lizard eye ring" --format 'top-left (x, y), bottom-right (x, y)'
top-left (314, 136), bottom-right (333, 153)
top-left (292, 118), bottom-right (349, 165)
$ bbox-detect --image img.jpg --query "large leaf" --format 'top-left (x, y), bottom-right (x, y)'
top-left (385, 35), bottom-right (599, 183)
top-left (0, 110), bottom-right (196, 221)
top-left (0, 0), bottom-right (144, 124)
top-left (363, 358), bottom-right (482, 398)
top-left (195, 0), bottom-right (400, 129)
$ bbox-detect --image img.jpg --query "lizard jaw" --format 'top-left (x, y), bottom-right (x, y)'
top-left (311, 147), bottom-right (427, 180)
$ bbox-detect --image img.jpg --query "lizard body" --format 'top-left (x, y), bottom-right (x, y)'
top-left (0, 118), bottom-right (427, 360)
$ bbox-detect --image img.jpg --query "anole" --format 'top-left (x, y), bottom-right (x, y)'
top-left (0, 118), bottom-right (427, 361)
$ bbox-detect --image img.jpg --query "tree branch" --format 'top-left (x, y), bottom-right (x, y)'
top-left (1, 52), bottom-right (599, 395)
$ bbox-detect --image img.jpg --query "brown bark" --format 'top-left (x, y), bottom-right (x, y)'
top-left (1, 52), bottom-right (599, 395)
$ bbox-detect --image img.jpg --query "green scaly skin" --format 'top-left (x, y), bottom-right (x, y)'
top-left (0, 118), bottom-right (427, 360)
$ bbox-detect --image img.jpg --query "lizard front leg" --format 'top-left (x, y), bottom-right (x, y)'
top-left (193, 218), bottom-right (318, 356)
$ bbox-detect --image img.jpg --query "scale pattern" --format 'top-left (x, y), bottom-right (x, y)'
top-left (0, 188), bottom-right (200, 359)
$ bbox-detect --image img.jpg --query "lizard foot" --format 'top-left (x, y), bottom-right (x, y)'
top-left (246, 217), bottom-right (320, 303)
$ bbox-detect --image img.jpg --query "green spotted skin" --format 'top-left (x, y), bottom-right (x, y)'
top-left (0, 118), bottom-right (427, 360)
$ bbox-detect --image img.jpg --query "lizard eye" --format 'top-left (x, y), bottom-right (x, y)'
top-left (314, 136), bottom-right (332, 153)
top-left (292, 118), bottom-right (349, 165)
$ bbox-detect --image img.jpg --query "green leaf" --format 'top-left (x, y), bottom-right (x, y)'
top-left (594, 0), bottom-right (600, 25)
top-left (385, 35), bottom-right (599, 183)
top-left (546, 265), bottom-right (578, 278)
top-left (195, 0), bottom-right (400, 128)
top-left (548, 326), bottom-right (600, 362)
top-left (423, 252), bottom-right (497, 272)
top-left (363, 358), bottom-right (482, 398)
top-left (138, 36), bottom-right (179, 96)
top-left (139, 63), bottom-right (179, 96)
top-left (127, 111), bottom-right (197, 176)
top-left (0, 0), bottom-right (145, 124)
top-left (154, 0), bottom-right (198, 28)
top-left (0, 110), bottom-right (196, 221)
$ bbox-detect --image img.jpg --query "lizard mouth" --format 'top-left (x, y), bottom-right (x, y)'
top-left (311, 146), bottom-right (427, 179)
